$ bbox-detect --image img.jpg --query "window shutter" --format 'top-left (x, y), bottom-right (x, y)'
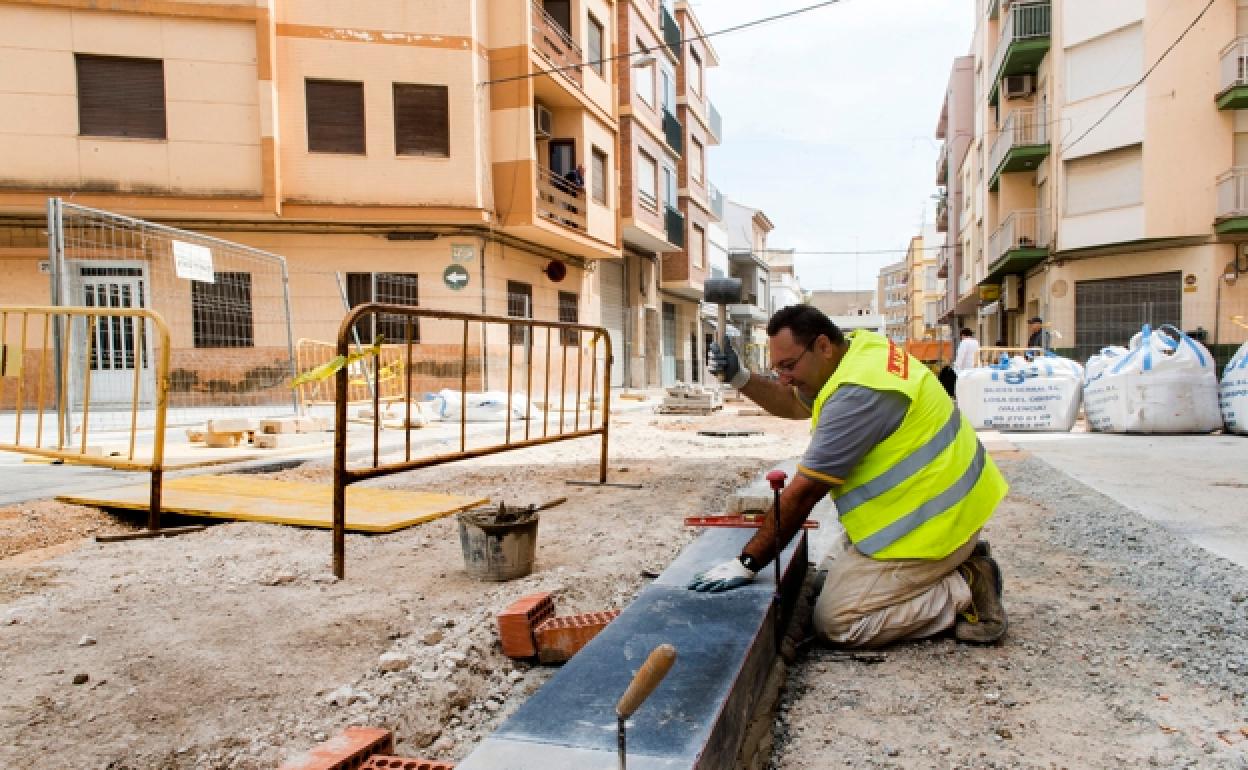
top-left (393, 83), bottom-right (449, 157)
top-left (76, 55), bottom-right (166, 139)
top-left (306, 79), bottom-right (366, 154)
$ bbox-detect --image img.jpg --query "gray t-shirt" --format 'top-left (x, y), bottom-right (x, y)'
top-left (797, 385), bottom-right (911, 486)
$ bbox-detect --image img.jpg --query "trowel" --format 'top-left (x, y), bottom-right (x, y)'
top-left (615, 643), bottom-right (677, 770)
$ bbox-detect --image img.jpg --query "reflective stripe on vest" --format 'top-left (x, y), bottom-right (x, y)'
top-left (853, 439), bottom-right (988, 556)
top-left (834, 405), bottom-right (964, 517)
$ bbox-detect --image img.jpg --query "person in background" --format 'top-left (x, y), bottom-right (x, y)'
top-left (1026, 317), bottom-right (1050, 352)
top-left (955, 327), bottom-right (980, 371)
top-left (695, 305), bottom-right (1010, 648)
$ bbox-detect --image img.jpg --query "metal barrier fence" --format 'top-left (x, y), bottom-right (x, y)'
top-left (330, 303), bottom-right (613, 578)
top-left (48, 199), bottom-right (298, 431)
top-left (0, 305), bottom-right (170, 528)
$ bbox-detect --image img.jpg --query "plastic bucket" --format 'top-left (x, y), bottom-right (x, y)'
top-left (457, 506), bottom-right (540, 582)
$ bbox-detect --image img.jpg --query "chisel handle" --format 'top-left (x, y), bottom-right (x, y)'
top-left (615, 644), bottom-right (677, 718)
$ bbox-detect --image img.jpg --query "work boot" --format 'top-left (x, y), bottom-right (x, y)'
top-left (955, 549), bottom-right (1007, 645)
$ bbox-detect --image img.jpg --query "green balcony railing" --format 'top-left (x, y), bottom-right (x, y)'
top-left (987, 1), bottom-right (1050, 104)
top-left (664, 205), bottom-right (686, 248)
top-left (661, 4), bottom-right (681, 59)
top-left (662, 107), bottom-right (683, 155)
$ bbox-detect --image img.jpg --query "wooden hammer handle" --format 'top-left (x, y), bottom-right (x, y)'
top-left (615, 644), bottom-right (677, 718)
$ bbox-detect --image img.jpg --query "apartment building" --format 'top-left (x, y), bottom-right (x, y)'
top-left (720, 198), bottom-right (773, 372)
top-left (938, 0), bottom-right (1248, 363)
top-left (906, 230), bottom-right (947, 344)
top-left (0, 0), bottom-right (622, 389)
top-left (934, 56), bottom-right (976, 333)
top-left (807, 290), bottom-right (881, 334)
top-left (763, 248), bottom-right (804, 313)
top-left (878, 260), bottom-right (910, 342)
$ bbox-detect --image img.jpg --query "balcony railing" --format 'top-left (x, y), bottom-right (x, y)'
top-left (1218, 38), bottom-right (1248, 109)
top-left (664, 205), bottom-right (686, 248)
top-left (531, 1), bottom-right (583, 89)
top-left (988, 1), bottom-right (1050, 88)
top-left (988, 106), bottom-right (1048, 187)
top-left (661, 4), bottom-right (681, 59)
top-left (935, 143), bottom-right (948, 185)
top-left (1217, 168), bottom-right (1248, 220)
top-left (708, 101), bottom-right (723, 143)
top-left (987, 208), bottom-right (1049, 269)
top-left (935, 198), bottom-right (948, 233)
top-left (536, 166), bottom-right (587, 232)
top-left (662, 106), bottom-right (683, 155)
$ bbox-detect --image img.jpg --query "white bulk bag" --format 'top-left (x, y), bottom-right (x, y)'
top-left (1082, 325), bottom-right (1222, 434)
top-left (423, 389), bottom-right (545, 422)
top-left (1219, 341), bottom-right (1248, 435)
top-left (956, 355), bottom-right (1084, 431)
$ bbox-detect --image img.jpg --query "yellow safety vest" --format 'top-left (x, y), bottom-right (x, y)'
top-left (810, 330), bottom-right (1008, 559)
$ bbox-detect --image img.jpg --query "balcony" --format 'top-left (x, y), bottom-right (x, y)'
top-left (987, 1), bottom-right (1050, 105)
top-left (535, 166), bottom-right (586, 232)
top-left (988, 107), bottom-right (1049, 191)
top-left (983, 208), bottom-right (1049, 283)
top-left (935, 144), bottom-right (948, 186)
top-left (531, 1), bottom-right (582, 90)
top-left (709, 183), bottom-right (724, 221)
top-left (661, 4), bottom-right (682, 60)
top-left (662, 107), bottom-right (684, 156)
top-left (1216, 168), bottom-right (1248, 235)
top-left (664, 204), bottom-right (686, 248)
top-left (1217, 38), bottom-right (1248, 110)
top-left (935, 197), bottom-right (948, 233)
top-left (708, 101), bottom-right (723, 144)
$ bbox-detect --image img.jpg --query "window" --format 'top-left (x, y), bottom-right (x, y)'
top-left (689, 47), bottom-right (703, 96)
top-left (558, 291), bottom-right (579, 346)
top-left (637, 149), bottom-right (658, 211)
top-left (690, 137), bottom-right (704, 183)
top-left (507, 281), bottom-right (533, 346)
top-left (661, 69), bottom-right (675, 109)
top-left (591, 146), bottom-right (608, 204)
top-left (192, 272), bottom-right (253, 349)
top-left (587, 14), bottom-right (605, 76)
top-left (393, 83), bottom-right (449, 157)
top-left (634, 40), bottom-right (654, 106)
top-left (346, 273), bottom-right (420, 343)
top-left (306, 79), bottom-right (365, 154)
top-left (75, 54), bottom-right (166, 139)
top-left (690, 224), bottom-right (705, 269)
top-left (1064, 144), bottom-right (1142, 216)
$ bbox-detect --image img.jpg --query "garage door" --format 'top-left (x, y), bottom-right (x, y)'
top-left (599, 260), bottom-right (627, 387)
top-left (1074, 271), bottom-right (1181, 361)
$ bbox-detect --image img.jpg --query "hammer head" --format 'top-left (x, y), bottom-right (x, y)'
top-left (703, 277), bottom-right (743, 305)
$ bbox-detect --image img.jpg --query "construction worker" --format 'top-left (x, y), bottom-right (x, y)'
top-left (692, 305), bottom-right (1009, 647)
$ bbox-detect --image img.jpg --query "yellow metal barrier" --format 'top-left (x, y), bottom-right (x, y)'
top-left (0, 305), bottom-right (170, 529)
top-left (330, 303), bottom-right (613, 578)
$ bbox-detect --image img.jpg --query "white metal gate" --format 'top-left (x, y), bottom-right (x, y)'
top-left (599, 260), bottom-right (627, 387)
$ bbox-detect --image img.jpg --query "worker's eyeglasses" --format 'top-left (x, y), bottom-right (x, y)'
top-left (769, 339), bottom-right (816, 376)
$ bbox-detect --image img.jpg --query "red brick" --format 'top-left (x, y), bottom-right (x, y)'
top-left (497, 592), bottom-right (555, 659)
top-left (278, 727), bottom-right (394, 770)
top-left (359, 757), bottom-right (455, 769)
top-left (534, 610), bottom-right (620, 664)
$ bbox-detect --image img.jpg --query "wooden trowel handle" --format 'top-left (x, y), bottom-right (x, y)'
top-left (615, 644), bottom-right (677, 718)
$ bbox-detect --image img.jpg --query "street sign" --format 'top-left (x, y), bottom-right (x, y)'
top-left (451, 243), bottom-right (475, 263)
top-left (443, 264), bottom-right (470, 291)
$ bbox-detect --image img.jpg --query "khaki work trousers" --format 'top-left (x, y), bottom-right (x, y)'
top-left (813, 532), bottom-right (978, 649)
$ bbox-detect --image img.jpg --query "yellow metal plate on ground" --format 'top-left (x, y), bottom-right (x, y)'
top-left (57, 475), bottom-right (488, 533)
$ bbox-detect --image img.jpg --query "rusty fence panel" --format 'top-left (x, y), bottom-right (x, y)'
top-left (0, 305), bottom-right (171, 529)
top-left (330, 303), bottom-right (613, 578)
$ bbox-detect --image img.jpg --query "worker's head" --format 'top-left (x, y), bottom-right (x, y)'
top-left (960, 327), bottom-right (974, 338)
top-left (766, 305), bottom-right (846, 398)
top-left (1028, 316), bottom-right (1043, 331)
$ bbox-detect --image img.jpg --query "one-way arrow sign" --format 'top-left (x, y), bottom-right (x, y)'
top-left (443, 264), bottom-right (470, 291)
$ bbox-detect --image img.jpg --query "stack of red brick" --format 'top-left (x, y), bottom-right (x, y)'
top-left (496, 591), bottom-right (620, 664)
top-left (277, 727), bottom-right (454, 770)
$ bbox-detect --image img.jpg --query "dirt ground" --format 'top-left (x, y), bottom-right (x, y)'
top-left (2, 406), bottom-right (1246, 769)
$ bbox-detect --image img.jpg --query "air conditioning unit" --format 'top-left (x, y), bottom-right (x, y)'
top-left (1001, 274), bottom-right (1021, 311)
top-left (1003, 74), bottom-right (1035, 100)
top-left (534, 104), bottom-right (553, 138)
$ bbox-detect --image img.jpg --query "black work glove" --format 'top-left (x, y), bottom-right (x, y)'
top-left (707, 342), bottom-right (749, 388)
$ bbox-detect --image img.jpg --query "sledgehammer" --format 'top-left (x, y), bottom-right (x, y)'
top-left (703, 277), bottom-right (743, 362)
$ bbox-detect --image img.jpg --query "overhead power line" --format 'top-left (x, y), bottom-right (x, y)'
top-left (480, 0), bottom-right (844, 87)
top-left (1061, 0), bottom-right (1216, 153)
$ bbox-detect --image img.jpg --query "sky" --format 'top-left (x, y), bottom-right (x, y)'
top-left (687, 0), bottom-right (976, 291)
